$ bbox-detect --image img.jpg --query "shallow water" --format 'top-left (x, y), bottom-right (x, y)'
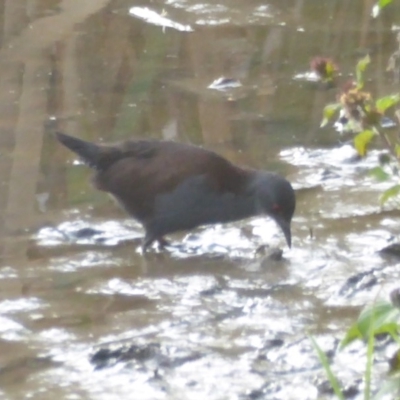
top-left (0, 0), bottom-right (400, 399)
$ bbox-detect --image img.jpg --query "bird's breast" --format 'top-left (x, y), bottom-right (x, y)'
top-left (147, 175), bottom-right (257, 235)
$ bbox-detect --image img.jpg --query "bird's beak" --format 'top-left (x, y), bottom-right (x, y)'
top-left (274, 216), bottom-right (292, 248)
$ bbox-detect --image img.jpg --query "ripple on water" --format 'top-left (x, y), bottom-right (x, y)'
top-left (0, 316), bottom-right (29, 340)
top-left (163, 1), bottom-right (280, 27)
top-left (0, 297), bottom-right (43, 314)
top-left (35, 220), bottom-right (142, 247)
top-left (281, 145), bottom-right (395, 191)
top-left (33, 216), bottom-right (288, 261)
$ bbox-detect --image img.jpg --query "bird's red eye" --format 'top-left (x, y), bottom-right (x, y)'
top-left (273, 203), bottom-right (281, 212)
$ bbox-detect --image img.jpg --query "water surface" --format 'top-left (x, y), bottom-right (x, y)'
top-left (0, 0), bottom-right (400, 399)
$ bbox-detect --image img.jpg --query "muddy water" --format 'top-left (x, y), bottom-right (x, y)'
top-left (0, 0), bottom-right (400, 399)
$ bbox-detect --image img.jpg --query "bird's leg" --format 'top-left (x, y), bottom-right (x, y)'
top-left (142, 233), bottom-right (155, 252)
top-left (157, 237), bottom-right (170, 248)
top-left (142, 233), bottom-right (169, 252)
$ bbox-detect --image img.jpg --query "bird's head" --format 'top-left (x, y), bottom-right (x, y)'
top-left (250, 172), bottom-right (295, 247)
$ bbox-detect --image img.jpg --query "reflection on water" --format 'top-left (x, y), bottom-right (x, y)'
top-left (0, 0), bottom-right (399, 398)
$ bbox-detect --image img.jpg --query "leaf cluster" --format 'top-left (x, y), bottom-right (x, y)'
top-left (312, 296), bottom-right (400, 399)
top-left (320, 54), bottom-right (400, 205)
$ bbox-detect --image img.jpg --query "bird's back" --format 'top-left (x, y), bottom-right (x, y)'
top-left (56, 133), bottom-right (250, 224)
top-left (95, 139), bottom-right (250, 222)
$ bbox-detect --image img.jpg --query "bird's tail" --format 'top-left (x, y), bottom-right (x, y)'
top-left (55, 132), bottom-right (119, 170)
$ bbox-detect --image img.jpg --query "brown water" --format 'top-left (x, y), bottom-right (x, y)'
top-left (0, 0), bottom-right (400, 399)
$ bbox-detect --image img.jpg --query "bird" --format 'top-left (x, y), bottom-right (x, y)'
top-left (55, 132), bottom-right (295, 251)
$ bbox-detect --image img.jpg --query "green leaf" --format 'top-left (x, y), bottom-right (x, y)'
top-left (379, 0), bottom-right (393, 8)
top-left (320, 103), bottom-right (341, 127)
top-left (341, 300), bottom-right (400, 348)
top-left (380, 184), bottom-right (400, 205)
top-left (356, 54), bottom-right (371, 88)
top-left (369, 166), bottom-right (390, 182)
top-left (354, 130), bottom-right (375, 156)
top-left (325, 60), bottom-right (337, 81)
top-left (357, 54), bottom-right (371, 73)
top-left (376, 93), bottom-right (400, 113)
top-left (341, 324), bottom-right (363, 348)
top-left (365, 313), bottom-right (375, 400)
top-left (310, 336), bottom-right (345, 400)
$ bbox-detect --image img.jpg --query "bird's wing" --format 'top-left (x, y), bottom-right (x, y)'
top-left (93, 141), bottom-right (248, 220)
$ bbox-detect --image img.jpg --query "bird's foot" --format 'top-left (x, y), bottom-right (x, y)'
top-left (142, 235), bottom-right (170, 253)
top-left (157, 237), bottom-right (170, 249)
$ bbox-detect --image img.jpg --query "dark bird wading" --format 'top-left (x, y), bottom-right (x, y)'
top-left (55, 133), bottom-right (295, 251)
